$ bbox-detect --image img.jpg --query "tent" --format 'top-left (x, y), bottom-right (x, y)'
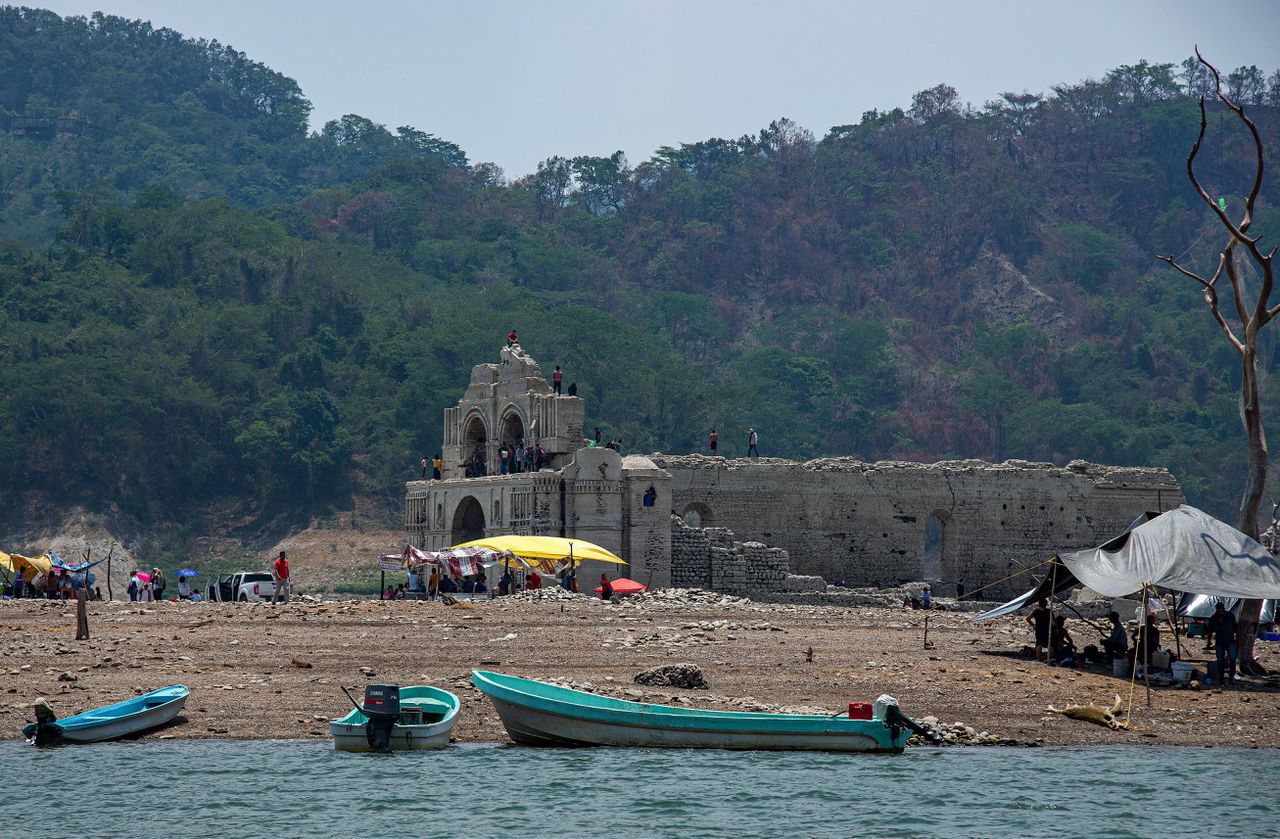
top-left (595, 577), bottom-right (646, 596)
top-left (451, 535), bottom-right (626, 566)
top-left (974, 506), bottom-right (1280, 621)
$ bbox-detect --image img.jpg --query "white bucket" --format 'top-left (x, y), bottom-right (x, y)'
top-left (1171, 661), bottom-right (1194, 683)
top-left (1112, 658), bottom-right (1129, 677)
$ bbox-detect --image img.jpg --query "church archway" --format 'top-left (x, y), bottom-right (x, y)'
top-left (679, 501), bottom-right (712, 529)
top-left (462, 413), bottom-right (488, 475)
top-left (500, 407), bottom-right (526, 446)
top-left (451, 496), bottom-right (486, 545)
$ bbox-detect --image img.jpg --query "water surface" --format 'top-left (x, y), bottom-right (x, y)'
top-left (3, 740), bottom-right (1273, 838)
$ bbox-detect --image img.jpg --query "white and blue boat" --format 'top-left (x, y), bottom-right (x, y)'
top-left (22, 685), bottom-right (189, 744)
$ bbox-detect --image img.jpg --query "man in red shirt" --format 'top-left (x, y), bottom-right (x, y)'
top-left (526, 571), bottom-right (541, 590)
top-left (507, 329), bottom-right (518, 348)
top-left (552, 365), bottom-right (563, 394)
top-left (272, 550), bottom-right (291, 604)
top-left (709, 428), bottom-right (718, 453)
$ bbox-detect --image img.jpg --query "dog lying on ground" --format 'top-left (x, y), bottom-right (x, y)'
top-left (1046, 694), bottom-right (1130, 730)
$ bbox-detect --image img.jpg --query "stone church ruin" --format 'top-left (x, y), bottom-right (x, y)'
top-left (407, 345), bottom-right (1184, 597)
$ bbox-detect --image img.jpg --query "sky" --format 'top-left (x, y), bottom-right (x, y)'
top-left (36, 0), bottom-right (1280, 178)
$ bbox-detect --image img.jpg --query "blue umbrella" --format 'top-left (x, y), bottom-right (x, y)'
top-left (176, 569), bottom-right (199, 578)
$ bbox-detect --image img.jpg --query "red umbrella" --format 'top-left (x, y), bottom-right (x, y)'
top-left (595, 577), bottom-right (646, 595)
top-left (135, 572), bottom-right (152, 584)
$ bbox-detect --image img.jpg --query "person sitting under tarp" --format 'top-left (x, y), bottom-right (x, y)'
top-left (1131, 614), bottom-right (1161, 669)
top-left (1050, 615), bottom-right (1077, 665)
top-left (1101, 611), bottom-right (1129, 661)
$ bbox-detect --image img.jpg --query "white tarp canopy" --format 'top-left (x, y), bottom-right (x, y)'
top-left (1061, 505), bottom-right (1280, 599)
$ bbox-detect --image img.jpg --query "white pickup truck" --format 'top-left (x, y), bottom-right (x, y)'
top-left (205, 571), bottom-right (279, 602)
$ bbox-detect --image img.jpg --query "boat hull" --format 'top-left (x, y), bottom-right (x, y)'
top-left (472, 671), bottom-right (908, 753)
top-left (328, 720), bottom-right (455, 752)
top-left (22, 685), bottom-right (189, 744)
top-left (488, 695), bottom-right (893, 751)
top-left (328, 685), bottom-right (460, 752)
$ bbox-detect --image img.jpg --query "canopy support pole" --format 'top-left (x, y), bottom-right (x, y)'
top-left (1142, 585), bottom-right (1152, 709)
top-left (380, 570), bottom-right (385, 601)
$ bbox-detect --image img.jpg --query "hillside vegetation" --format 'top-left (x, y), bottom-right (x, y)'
top-left (1, 6), bottom-right (1278, 536)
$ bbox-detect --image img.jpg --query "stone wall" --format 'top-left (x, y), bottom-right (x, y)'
top-left (655, 455), bottom-right (1184, 598)
top-left (671, 516), bottom-right (800, 596)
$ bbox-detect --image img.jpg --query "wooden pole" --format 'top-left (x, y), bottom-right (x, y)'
top-left (379, 570), bottom-right (385, 600)
top-left (75, 587), bottom-right (89, 640)
top-left (1142, 585), bottom-right (1152, 709)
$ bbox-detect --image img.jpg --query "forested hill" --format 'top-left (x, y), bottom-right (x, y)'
top-left (1, 6), bottom-right (1279, 537)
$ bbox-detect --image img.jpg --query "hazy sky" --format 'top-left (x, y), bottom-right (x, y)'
top-left (38, 0), bottom-right (1280, 177)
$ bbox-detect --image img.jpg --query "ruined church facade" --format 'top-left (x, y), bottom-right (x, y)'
top-left (407, 347), bottom-right (1184, 596)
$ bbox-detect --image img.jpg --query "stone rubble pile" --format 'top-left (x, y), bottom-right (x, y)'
top-left (504, 587), bottom-right (583, 603)
top-left (908, 716), bottom-right (1025, 747)
top-left (623, 588), bottom-right (751, 608)
top-left (633, 663), bottom-right (708, 690)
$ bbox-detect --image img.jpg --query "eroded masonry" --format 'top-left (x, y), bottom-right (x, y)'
top-left (407, 346), bottom-right (1184, 597)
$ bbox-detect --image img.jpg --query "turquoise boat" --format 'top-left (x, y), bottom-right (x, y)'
top-left (328, 685), bottom-right (460, 752)
top-left (22, 685), bottom-right (189, 744)
top-left (471, 671), bottom-right (916, 753)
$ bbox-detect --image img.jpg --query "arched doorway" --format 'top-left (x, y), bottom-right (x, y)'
top-left (451, 496), bottom-right (486, 545)
top-left (679, 502), bottom-right (712, 528)
top-left (463, 414), bottom-right (488, 476)
top-left (922, 510), bottom-right (951, 582)
top-left (500, 409), bottom-right (526, 447)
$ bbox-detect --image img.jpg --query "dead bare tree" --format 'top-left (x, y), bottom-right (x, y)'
top-left (1158, 49), bottom-right (1276, 676)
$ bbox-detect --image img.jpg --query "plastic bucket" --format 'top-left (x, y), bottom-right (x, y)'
top-left (1171, 661), bottom-right (1194, 683)
top-left (1112, 658), bottom-right (1129, 677)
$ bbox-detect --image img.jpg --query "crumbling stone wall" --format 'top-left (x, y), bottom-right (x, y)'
top-left (655, 455), bottom-right (1184, 598)
top-left (671, 516), bottom-right (800, 595)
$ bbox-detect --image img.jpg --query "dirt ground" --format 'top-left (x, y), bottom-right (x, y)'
top-left (3, 592), bottom-right (1278, 747)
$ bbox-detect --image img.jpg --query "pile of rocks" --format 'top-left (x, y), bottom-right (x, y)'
top-left (505, 587), bottom-right (581, 603)
top-left (634, 663), bottom-right (708, 690)
top-left (623, 588), bottom-right (751, 608)
top-left (909, 716), bottom-right (1025, 747)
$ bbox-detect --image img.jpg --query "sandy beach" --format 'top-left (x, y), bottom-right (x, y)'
top-left (3, 591), bottom-right (1278, 747)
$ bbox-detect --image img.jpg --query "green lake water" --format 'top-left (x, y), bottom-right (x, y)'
top-left (2, 741), bottom-right (1274, 838)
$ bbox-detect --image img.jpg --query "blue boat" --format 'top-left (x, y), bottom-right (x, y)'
top-left (472, 671), bottom-right (919, 752)
top-left (22, 685), bottom-right (189, 744)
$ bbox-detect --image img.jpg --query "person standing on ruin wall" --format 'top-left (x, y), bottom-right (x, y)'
top-left (747, 427), bottom-right (759, 457)
top-left (420, 456), bottom-right (428, 479)
top-left (507, 329), bottom-right (518, 348)
top-left (553, 365), bottom-right (563, 394)
top-left (709, 428), bottom-right (718, 453)
top-left (432, 454), bottom-right (442, 479)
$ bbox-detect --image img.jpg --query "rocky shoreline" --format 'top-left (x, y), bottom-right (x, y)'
top-left (2, 592), bottom-right (1277, 748)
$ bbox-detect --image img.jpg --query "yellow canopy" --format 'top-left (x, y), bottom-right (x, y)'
top-left (0, 552), bottom-right (53, 578)
top-left (451, 535), bottom-right (626, 565)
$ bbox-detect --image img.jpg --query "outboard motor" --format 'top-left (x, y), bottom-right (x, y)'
top-left (361, 684), bottom-right (400, 753)
top-left (31, 697), bottom-right (61, 746)
top-left (873, 694), bottom-right (939, 744)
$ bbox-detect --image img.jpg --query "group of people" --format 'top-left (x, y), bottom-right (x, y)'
top-left (396, 566), bottom-right (489, 600)
top-left (419, 454), bottom-right (443, 480)
top-left (127, 567), bottom-right (168, 602)
top-left (461, 440), bottom-right (548, 478)
top-left (587, 428), bottom-right (622, 453)
top-left (5, 568), bottom-right (100, 600)
top-left (708, 427), bottom-right (760, 457)
top-left (1024, 597), bottom-right (1245, 684)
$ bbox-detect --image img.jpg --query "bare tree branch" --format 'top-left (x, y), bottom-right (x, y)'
top-left (1157, 253), bottom-right (1242, 350)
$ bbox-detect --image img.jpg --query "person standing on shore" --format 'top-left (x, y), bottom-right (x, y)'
top-left (747, 427), bottom-right (759, 457)
top-left (1027, 598), bottom-right (1050, 661)
top-left (709, 428), bottom-right (718, 453)
top-left (1208, 603), bottom-right (1238, 685)
top-left (127, 572), bottom-right (138, 602)
top-left (428, 567), bottom-right (440, 600)
top-left (272, 551), bottom-right (290, 604)
top-left (151, 568), bottom-right (166, 601)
